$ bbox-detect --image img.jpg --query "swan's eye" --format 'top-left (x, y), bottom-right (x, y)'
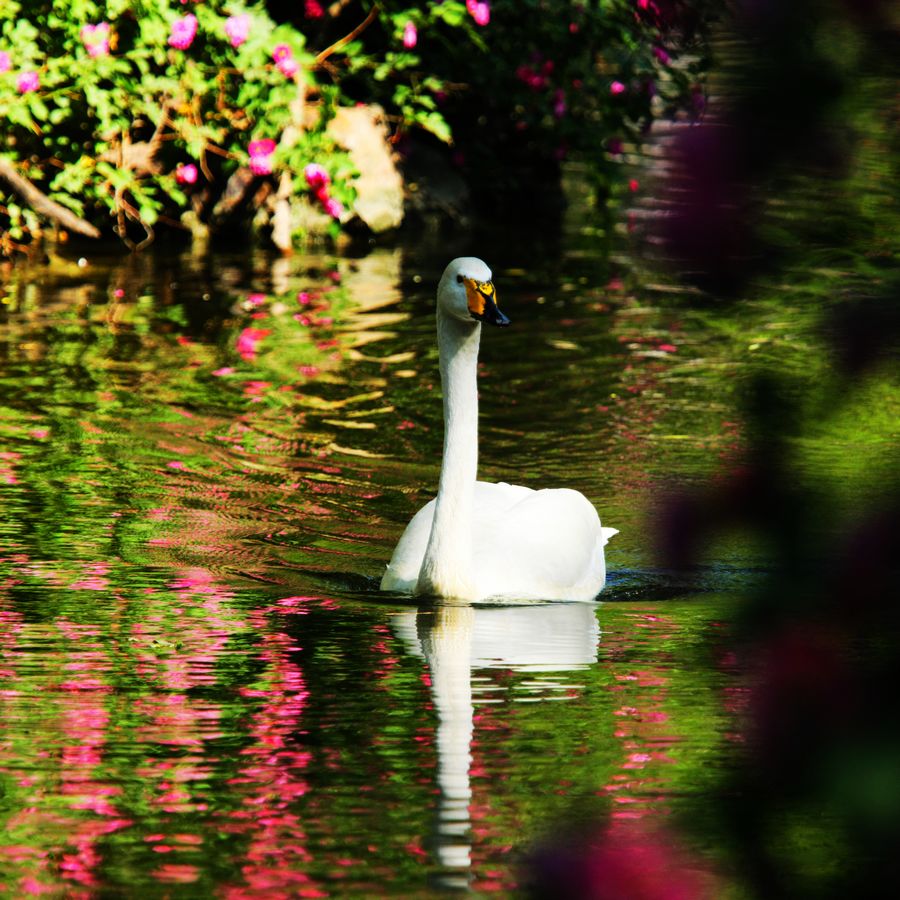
top-left (456, 275), bottom-right (464, 284)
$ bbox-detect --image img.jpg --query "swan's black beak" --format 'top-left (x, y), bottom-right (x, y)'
top-left (464, 278), bottom-right (510, 327)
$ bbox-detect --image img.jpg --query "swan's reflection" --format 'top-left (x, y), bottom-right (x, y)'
top-left (392, 602), bottom-right (600, 887)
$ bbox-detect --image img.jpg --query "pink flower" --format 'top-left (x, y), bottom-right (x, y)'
top-left (402, 22), bottom-right (418, 49)
top-left (277, 55), bottom-right (300, 78)
top-left (629, 178), bottom-right (639, 192)
top-left (17, 71), bottom-right (39, 93)
top-left (169, 14), bottom-right (198, 51)
top-left (272, 44), bottom-right (300, 77)
top-left (0, 51), bottom-right (10, 73)
top-left (653, 46), bottom-right (670, 65)
top-left (225, 14), bottom-right (251, 49)
top-left (304, 0), bottom-right (324, 18)
top-left (81, 22), bottom-right (111, 58)
top-left (303, 163), bottom-right (343, 219)
top-left (610, 80), bottom-right (626, 95)
top-left (516, 65), bottom-right (547, 91)
top-left (176, 163), bottom-right (199, 185)
top-left (467, 1), bottom-right (490, 26)
top-left (552, 88), bottom-right (566, 119)
top-left (272, 44), bottom-right (292, 63)
top-left (303, 163), bottom-right (330, 190)
top-left (323, 197), bottom-right (344, 220)
top-left (248, 139), bottom-right (277, 175)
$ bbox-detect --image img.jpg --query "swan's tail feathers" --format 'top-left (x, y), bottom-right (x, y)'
top-left (601, 527), bottom-right (619, 546)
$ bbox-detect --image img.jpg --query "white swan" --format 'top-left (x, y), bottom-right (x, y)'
top-left (381, 257), bottom-right (617, 602)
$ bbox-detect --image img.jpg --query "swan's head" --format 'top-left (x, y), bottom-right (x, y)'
top-left (437, 257), bottom-right (510, 327)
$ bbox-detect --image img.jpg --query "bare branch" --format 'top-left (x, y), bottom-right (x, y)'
top-left (0, 157), bottom-right (101, 238)
top-left (315, 4), bottom-right (380, 66)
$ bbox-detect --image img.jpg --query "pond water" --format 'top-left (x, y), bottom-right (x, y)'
top-left (0, 224), bottom-right (748, 895)
top-left (1, 126), bottom-right (897, 898)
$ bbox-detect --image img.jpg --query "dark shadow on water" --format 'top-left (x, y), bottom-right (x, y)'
top-left (602, 564), bottom-right (765, 602)
top-left (288, 565), bottom-right (761, 608)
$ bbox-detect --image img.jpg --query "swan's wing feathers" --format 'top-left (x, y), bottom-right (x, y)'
top-left (474, 487), bottom-right (606, 601)
top-left (475, 480), bottom-right (533, 509)
top-left (380, 498), bottom-right (435, 592)
top-left (506, 488), bottom-right (600, 569)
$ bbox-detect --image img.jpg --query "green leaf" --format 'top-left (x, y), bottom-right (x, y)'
top-left (138, 205), bottom-right (158, 226)
top-left (6, 104), bottom-right (35, 130)
top-left (414, 111), bottom-right (452, 144)
top-left (27, 95), bottom-right (49, 122)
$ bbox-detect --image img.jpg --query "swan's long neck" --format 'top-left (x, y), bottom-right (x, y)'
top-left (417, 311), bottom-right (481, 599)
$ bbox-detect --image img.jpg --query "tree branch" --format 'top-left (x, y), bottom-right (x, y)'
top-left (315, 4), bottom-right (380, 66)
top-left (0, 158), bottom-right (100, 238)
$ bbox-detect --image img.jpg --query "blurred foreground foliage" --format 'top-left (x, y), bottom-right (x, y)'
top-left (648, 1), bottom-right (900, 897)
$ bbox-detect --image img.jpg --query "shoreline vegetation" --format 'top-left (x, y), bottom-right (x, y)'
top-left (0, 0), bottom-right (715, 257)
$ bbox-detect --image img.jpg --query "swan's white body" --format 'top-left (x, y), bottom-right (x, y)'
top-left (381, 257), bottom-right (616, 602)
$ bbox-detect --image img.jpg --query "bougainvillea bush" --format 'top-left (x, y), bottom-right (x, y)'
top-left (421, 0), bottom-right (716, 212)
top-left (0, 0), bottom-right (716, 253)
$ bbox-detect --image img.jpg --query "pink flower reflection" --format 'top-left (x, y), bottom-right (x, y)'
top-left (1, 450), bottom-right (21, 484)
top-left (236, 327), bottom-right (271, 360)
top-left (19, 876), bottom-right (54, 895)
top-left (0, 616), bottom-right (133, 890)
top-left (275, 595), bottom-right (313, 613)
top-left (216, 609), bottom-right (318, 896)
top-left (153, 863), bottom-right (201, 883)
top-left (243, 380), bottom-right (271, 397)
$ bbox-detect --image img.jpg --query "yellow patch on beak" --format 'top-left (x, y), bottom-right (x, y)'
top-left (463, 278), bottom-right (497, 318)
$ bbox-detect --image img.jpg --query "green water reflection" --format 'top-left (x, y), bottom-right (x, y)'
top-left (1, 131), bottom-right (897, 897)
